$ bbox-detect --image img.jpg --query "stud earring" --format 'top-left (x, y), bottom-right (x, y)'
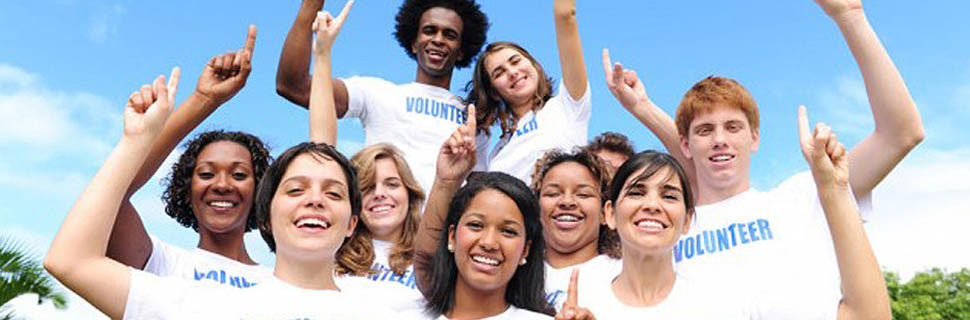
top-left (447, 243), bottom-right (454, 252)
top-left (520, 258), bottom-right (527, 265)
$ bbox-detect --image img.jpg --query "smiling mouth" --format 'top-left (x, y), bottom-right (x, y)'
top-left (471, 254), bottom-right (502, 267)
top-left (709, 154), bottom-right (735, 163)
top-left (426, 48), bottom-right (448, 62)
top-left (551, 213), bottom-right (585, 229)
top-left (633, 218), bottom-right (668, 231)
top-left (295, 217), bottom-right (331, 230)
top-left (207, 201), bottom-right (238, 209)
top-left (511, 76), bottom-right (527, 90)
top-left (367, 204), bottom-right (394, 216)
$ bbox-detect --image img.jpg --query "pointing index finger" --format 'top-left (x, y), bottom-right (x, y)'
top-left (566, 268), bottom-right (579, 308)
top-left (243, 24), bottom-right (257, 54)
top-left (334, 0), bottom-right (354, 28)
top-left (797, 105), bottom-right (811, 146)
top-left (601, 48), bottom-right (613, 80)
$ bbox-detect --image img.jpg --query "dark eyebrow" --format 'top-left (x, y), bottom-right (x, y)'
top-left (662, 184), bottom-right (683, 193)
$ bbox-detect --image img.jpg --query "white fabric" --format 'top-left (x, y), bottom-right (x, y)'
top-left (584, 273), bottom-right (752, 319)
top-left (433, 306), bottom-right (551, 320)
top-left (143, 236), bottom-right (272, 288)
top-left (486, 82), bottom-right (591, 185)
top-left (543, 255), bottom-right (621, 310)
top-left (673, 171), bottom-right (873, 319)
top-left (124, 269), bottom-right (393, 319)
top-left (334, 239), bottom-right (424, 313)
top-left (343, 76), bottom-right (489, 194)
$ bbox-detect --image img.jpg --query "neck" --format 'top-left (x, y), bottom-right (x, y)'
top-left (273, 254), bottom-right (339, 290)
top-left (371, 227), bottom-right (403, 243)
top-left (447, 279), bottom-right (509, 320)
top-left (545, 240), bottom-right (599, 269)
top-left (612, 248), bottom-right (677, 307)
top-left (509, 100), bottom-right (532, 121)
top-left (415, 67), bottom-right (452, 89)
top-left (695, 173), bottom-right (750, 206)
top-left (196, 229), bottom-right (256, 265)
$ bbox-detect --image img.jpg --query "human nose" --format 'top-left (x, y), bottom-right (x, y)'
top-left (712, 127), bottom-right (728, 147)
top-left (212, 173), bottom-right (233, 193)
top-left (304, 188), bottom-right (325, 209)
top-left (478, 229), bottom-right (499, 251)
top-left (558, 193), bottom-right (578, 210)
top-left (640, 193), bottom-right (662, 214)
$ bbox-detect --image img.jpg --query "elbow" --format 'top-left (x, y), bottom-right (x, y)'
top-left (905, 126), bottom-right (926, 150)
top-left (43, 252), bottom-right (65, 280)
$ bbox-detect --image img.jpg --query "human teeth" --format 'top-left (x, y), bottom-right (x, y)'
top-left (554, 215), bottom-right (580, 222)
top-left (210, 201), bottom-right (235, 208)
top-left (296, 218), bottom-right (330, 228)
top-left (371, 205), bottom-right (391, 213)
top-left (472, 255), bottom-right (500, 266)
top-left (636, 220), bottom-right (664, 229)
top-left (711, 155), bottom-right (732, 162)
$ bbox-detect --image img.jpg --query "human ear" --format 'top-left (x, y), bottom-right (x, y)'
top-left (604, 200), bottom-right (617, 230)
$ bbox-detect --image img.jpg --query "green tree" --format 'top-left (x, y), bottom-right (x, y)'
top-left (0, 236), bottom-right (67, 319)
top-left (885, 268), bottom-right (970, 320)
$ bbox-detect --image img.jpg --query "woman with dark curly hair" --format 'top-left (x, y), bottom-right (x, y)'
top-left (529, 148), bottom-right (621, 311)
top-left (104, 25), bottom-right (275, 289)
top-left (277, 0), bottom-right (491, 194)
top-left (411, 108), bottom-right (553, 319)
top-left (467, 0), bottom-right (590, 187)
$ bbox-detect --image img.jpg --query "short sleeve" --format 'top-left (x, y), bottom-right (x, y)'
top-left (473, 132), bottom-right (490, 172)
top-left (554, 81), bottom-right (591, 122)
top-left (143, 235), bottom-right (179, 276)
top-left (124, 269), bottom-right (187, 320)
top-left (342, 76), bottom-right (394, 122)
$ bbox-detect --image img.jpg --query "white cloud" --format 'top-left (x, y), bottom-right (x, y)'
top-left (87, 4), bottom-right (125, 43)
top-left (815, 76), bottom-right (872, 141)
top-left (866, 146), bottom-right (970, 281)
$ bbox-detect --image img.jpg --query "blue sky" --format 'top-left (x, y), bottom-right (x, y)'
top-left (2, 0), bottom-right (969, 317)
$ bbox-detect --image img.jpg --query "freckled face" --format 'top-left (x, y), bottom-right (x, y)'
top-left (449, 189), bottom-right (530, 294)
top-left (191, 141), bottom-right (255, 235)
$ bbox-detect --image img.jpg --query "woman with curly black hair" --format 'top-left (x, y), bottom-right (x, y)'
top-left (277, 0), bottom-right (490, 194)
top-left (467, 0), bottom-right (590, 187)
top-left (104, 25), bottom-right (275, 289)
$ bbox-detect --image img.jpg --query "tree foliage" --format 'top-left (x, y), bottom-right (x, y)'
top-left (0, 236), bottom-right (67, 316)
top-left (885, 268), bottom-right (970, 320)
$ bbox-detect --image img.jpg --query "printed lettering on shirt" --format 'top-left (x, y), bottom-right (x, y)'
top-left (367, 262), bottom-right (418, 290)
top-left (514, 118), bottom-right (539, 137)
top-left (405, 96), bottom-right (467, 125)
top-left (192, 268), bottom-right (259, 288)
top-left (673, 218), bottom-right (774, 263)
top-left (546, 289), bottom-right (566, 307)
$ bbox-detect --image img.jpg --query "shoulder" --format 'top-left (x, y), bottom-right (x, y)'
top-left (343, 76), bottom-right (399, 91)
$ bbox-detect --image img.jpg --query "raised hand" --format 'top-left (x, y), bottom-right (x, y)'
top-left (312, 0), bottom-right (354, 56)
top-left (124, 68), bottom-right (180, 139)
top-left (813, 0), bottom-right (863, 20)
top-left (436, 104), bottom-right (478, 184)
top-left (195, 25), bottom-right (257, 107)
top-left (602, 48), bottom-right (650, 111)
top-left (555, 269), bottom-right (596, 320)
top-left (797, 106), bottom-right (849, 188)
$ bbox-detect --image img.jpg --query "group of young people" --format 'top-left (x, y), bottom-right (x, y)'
top-left (43, 0), bottom-right (923, 319)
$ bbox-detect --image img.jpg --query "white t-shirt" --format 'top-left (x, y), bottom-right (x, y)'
top-left (673, 171), bottom-right (873, 319)
top-left (335, 239), bottom-right (425, 313)
top-left (584, 273), bottom-right (752, 320)
top-left (433, 306), bottom-right (551, 320)
top-left (143, 236), bottom-right (272, 289)
top-left (343, 76), bottom-right (489, 194)
top-left (486, 82), bottom-right (591, 185)
top-left (124, 269), bottom-right (394, 319)
top-left (543, 255), bottom-right (621, 310)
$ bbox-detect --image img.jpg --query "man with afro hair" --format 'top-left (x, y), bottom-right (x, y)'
top-left (277, 0), bottom-right (489, 193)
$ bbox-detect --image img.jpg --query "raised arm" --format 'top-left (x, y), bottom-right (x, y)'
top-left (553, 0), bottom-right (587, 100)
top-left (45, 70), bottom-right (179, 319)
top-left (414, 105), bottom-right (478, 297)
top-left (814, 0), bottom-right (924, 199)
top-left (602, 49), bottom-right (697, 196)
top-left (277, 0), bottom-right (350, 115)
top-left (309, 2), bottom-right (353, 145)
top-left (107, 25), bottom-right (257, 269)
top-left (797, 106), bottom-right (890, 320)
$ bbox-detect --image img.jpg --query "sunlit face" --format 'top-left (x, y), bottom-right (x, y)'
top-left (680, 105), bottom-right (759, 193)
top-left (593, 150), bottom-right (628, 173)
top-left (361, 158), bottom-right (410, 241)
top-left (485, 47), bottom-right (540, 108)
top-left (605, 167), bottom-right (690, 255)
top-left (190, 141), bottom-right (255, 235)
top-left (269, 153), bottom-right (357, 261)
top-left (538, 162), bottom-right (603, 256)
top-left (411, 7), bottom-right (464, 79)
top-left (449, 189), bottom-right (530, 294)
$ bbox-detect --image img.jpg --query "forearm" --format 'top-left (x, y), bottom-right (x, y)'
top-left (628, 100), bottom-right (697, 192)
top-left (414, 178), bottom-right (462, 294)
top-left (46, 137), bottom-right (152, 287)
top-left (277, 0), bottom-right (325, 108)
top-left (817, 184), bottom-right (890, 320)
top-left (835, 10), bottom-right (924, 196)
top-left (309, 53), bottom-right (337, 145)
top-left (553, 0), bottom-right (587, 100)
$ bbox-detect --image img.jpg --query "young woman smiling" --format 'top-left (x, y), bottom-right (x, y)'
top-left (467, 0), bottom-right (590, 186)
